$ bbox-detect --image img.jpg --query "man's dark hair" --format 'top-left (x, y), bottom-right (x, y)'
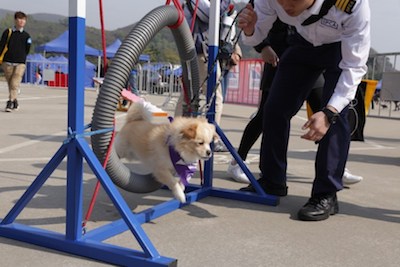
top-left (14, 11), bottom-right (27, 20)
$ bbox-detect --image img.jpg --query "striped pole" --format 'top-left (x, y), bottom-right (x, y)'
top-left (204, 0), bottom-right (220, 187)
top-left (66, 0), bottom-right (86, 240)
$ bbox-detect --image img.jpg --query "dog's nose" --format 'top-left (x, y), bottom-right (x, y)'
top-left (206, 150), bottom-right (211, 156)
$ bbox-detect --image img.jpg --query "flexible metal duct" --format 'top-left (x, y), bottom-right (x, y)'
top-left (91, 6), bottom-right (199, 193)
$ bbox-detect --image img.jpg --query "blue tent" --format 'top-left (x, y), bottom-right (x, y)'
top-left (47, 55), bottom-right (69, 74)
top-left (105, 39), bottom-right (122, 58)
top-left (34, 31), bottom-right (99, 87)
top-left (164, 66), bottom-right (182, 76)
top-left (46, 55), bottom-right (95, 87)
top-left (84, 60), bottom-right (96, 88)
top-left (105, 38), bottom-right (150, 61)
top-left (138, 54), bottom-right (150, 62)
top-left (23, 53), bottom-right (49, 84)
top-left (142, 62), bottom-right (165, 71)
top-left (173, 66), bottom-right (182, 77)
top-left (27, 53), bottom-right (47, 61)
top-left (24, 54), bottom-right (95, 87)
top-left (35, 30), bottom-right (100, 57)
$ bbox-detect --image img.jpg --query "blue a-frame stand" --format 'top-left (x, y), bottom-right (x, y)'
top-left (0, 1), bottom-right (278, 266)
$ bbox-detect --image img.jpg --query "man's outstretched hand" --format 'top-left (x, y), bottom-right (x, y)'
top-left (237, 3), bottom-right (257, 36)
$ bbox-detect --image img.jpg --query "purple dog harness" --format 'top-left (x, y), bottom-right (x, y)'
top-left (168, 144), bottom-right (197, 185)
top-left (166, 116), bottom-right (197, 185)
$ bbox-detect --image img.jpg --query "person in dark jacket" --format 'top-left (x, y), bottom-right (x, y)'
top-left (227, 18), bottom-right (288, 182)
top-left (0, 11), bottom-right (31, 112)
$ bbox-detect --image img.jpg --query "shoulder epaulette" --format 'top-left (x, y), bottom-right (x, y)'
top-left (335, 0), bottom-right (357, 14)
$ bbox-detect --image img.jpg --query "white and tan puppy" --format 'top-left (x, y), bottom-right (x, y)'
top-left (114, 102), bottom-right (216, 203)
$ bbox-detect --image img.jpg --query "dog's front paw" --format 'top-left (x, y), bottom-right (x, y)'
top-left (172, 183), bottom-right (186, 203)
top-left (178, 181), bottom-right (186, 191)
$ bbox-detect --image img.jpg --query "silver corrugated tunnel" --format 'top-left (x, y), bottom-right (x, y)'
top-left (91, 5), bottom-right (200, 193)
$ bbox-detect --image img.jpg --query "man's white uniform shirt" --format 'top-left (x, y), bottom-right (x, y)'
top-left (243, 0), bottom-right (371, 112)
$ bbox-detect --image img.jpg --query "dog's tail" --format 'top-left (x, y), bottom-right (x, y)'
top-left (125, 101), bottom-right (167, 122)
top-left (125, 101), bottom-right (150, 122)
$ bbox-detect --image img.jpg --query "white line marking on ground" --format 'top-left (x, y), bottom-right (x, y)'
top-left (363, 139), bottom-right (391, 149)
top-left (0, 131), bottom-right (66, 154)
top-left (348, 146), bottom-right (396, 151)
top-left (0, 157), bottom-right (52, 162)
top-left (0, 113), bottom-right (127, 155)
top-left (0, 95), bottom-right (67, 102)
top-left (290, 139), bottom-right (396, 153)
top-left (290, 145), bottom-right (396, 152)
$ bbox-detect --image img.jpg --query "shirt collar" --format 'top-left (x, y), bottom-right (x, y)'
top-left (12, 26), bottom-right (24, 33)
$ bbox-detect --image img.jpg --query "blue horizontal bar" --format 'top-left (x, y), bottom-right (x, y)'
top-left (83, 188), bottom-right (211, 242)
top-left (0, 221), bottom-right (176, 267)
top-left (187, 185), bottom-right (279, 206)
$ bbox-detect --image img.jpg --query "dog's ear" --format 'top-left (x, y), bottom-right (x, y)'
top-left (213, 133), bottom-right (219, 142)
top-left (181, 123), bottom-right (198, 140)
top-left (208, 124), bottom-right (218, 142)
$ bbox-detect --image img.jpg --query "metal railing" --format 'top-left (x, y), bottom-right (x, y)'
top-left (365, 52), bottom-right (400, 118)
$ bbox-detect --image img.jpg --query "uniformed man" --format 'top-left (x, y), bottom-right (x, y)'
top-left (237, 0), bottom-right (370, 221)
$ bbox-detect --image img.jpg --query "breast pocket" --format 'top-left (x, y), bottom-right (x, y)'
top-left (316, 18), bottom-right (341, 43)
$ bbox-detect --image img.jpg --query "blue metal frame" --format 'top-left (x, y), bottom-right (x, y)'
top-left (0, 1), bottom-right (278, 266)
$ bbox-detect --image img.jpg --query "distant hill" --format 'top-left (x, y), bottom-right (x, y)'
top-left (28, 13), bottom-right (67, 24)
top-left (0, 8), bottom-right (182, 63)
top-left (0, 9), bottom-right (19, 19)
top-left (0, 9), bottom-right (67, 25)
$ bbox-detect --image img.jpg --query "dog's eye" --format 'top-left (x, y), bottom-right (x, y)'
top-left (197, 141), bottom-right (204, 145)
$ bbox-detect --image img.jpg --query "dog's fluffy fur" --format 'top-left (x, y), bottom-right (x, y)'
top-left (114, 102), bottom-right (216, 203)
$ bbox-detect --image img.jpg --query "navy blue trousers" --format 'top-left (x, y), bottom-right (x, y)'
top-left (259, 37), bottom-right (350, 196)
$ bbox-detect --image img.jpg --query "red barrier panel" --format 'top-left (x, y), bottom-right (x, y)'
top-left (225, 59), bottom-right (264, 106)
top-left (48, 73), bottom-right (68, 87)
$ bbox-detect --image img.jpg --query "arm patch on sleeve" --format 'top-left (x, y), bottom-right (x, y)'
top-left (335, 0), bottom-right (356, 14)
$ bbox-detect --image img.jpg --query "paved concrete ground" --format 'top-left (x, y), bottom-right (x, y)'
top-left (0, 82), bottom-right (399, 267)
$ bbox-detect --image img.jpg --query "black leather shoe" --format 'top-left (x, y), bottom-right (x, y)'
top-left (297, 193), bottom-right (339, 221)
top-left (239, 178), bottom-right (288, 196)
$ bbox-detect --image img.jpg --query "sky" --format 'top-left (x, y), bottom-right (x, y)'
top-left (0, 0), bottom-right (399, 54)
